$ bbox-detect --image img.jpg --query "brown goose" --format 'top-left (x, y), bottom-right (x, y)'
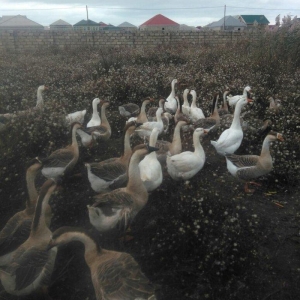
top-left (0, 159), bottom-right (42, 266)
top-left (77, 101), bottom-right (111, 147)
top-left (38, 122), bottom-right (81, 180)
top-left (225, 131), bottom-right (284, 193)
top-left (0, 179), bottom-right (58, 297)
top-left (155, 120), bottom-right (187, 164)
top-left (85, 121), bottom-right (140, 193)
top-left (193, 93), bottom-right (220, 130)
top-left (147, 98), bottom-right (166, 119)
top-left (87, 144), bottom-right (157, 233)
top-left (218, 89), bottom-right (230, 116)
top-left (127, 98), bottom-right (153, 124)
top-left (47, 226), bottom-right (157, 300)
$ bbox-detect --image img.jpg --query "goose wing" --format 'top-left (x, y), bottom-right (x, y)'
top-left (225, 154), bottom-right (259, 168)
top-left (93, 190), bottom-right (133, 208)
top-left (41, 148), bottom-right (74, 168)
top-left (167, 152), bottom-right (196, 172)
top-left (97, 253), bottom-right (155, 299)
top-left (0, 214), bottom-right (31, 257)
top-left (90, 161), bottom-right (127, 182)
top-left (9, 246), bottom-right (52, 291)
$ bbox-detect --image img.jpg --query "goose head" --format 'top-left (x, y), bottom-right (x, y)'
top-left (193, 127), bottom-right (208, 138)
top-left (267, 131), bottom-right (284, 142)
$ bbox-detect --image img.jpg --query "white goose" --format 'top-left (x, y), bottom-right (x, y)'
top-left (227, 86), bottom-right (251, 107)
top-left (65, 109), bottom-right (87, 126)
top-left (87, 98), bottom-right (101, 128)
top-left (135, 107), bottom-right (164, 139)
top-left (76, 101), bottom-right (111, 147)
top-left (189, 90), bottom-right (205, 122)
top-left (225, 131), bottom-right (284, 193)
top-left (164, 79), bottom-right (178, 114)
top-left (139, 128), bottom-right (163, 192)
top-left (182, 88), bottom-right (191, 116)
top-left (211, 96), bottom-right (253, 156)
top-left (167, 127), bottom-right (207, 181)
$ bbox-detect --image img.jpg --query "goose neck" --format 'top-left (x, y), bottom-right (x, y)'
top-left (230, 101), bottom-right (243, 129)
top-left (36, 88), bottom-right (44, 109)
top-left (127, 152), bottom-right (147, 194)
top-left (122, 129), bottom-right (133, 157)
top-left (193, 133), bottom-right (205, 156)
top-left (31, 180), bottom-right (55, 237)
top-left (260, 137), bottom-right (272, 158)
top-left (26, 163), bottom-right (41, 208)
top-left (170, 124), bottom-right (182, 153)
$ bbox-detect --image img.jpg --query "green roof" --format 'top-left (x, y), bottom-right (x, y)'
top-left (73, 19), bottom-right (99, 26)
top-left (240, 15), bottom-right (269, 25)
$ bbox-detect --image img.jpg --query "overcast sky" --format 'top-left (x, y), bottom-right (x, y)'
top-left (1, 0), bottom-right (300, 27)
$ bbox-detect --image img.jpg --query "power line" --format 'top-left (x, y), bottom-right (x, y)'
top-left (1, 5), bottom-right (299, 12)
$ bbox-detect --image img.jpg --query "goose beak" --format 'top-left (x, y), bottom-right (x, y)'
top-left (247, 98), bottom-right (253, 103)
top-left (46, 240), bottom-right (55, 251)
top-left (147, 145), bottom-right (159, 153)
top-left (135, 122), bottom-right (143, 127)
top-left (277, 133), bottom-right (284, 141)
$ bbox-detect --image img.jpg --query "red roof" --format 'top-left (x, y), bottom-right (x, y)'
top-left (140, 14), bottom-right (179, 26)
top-left (99, 21), bottom-right (107, 26)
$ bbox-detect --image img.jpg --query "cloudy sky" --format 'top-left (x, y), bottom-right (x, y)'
top-left (1, 0), bottom-right (299, 27)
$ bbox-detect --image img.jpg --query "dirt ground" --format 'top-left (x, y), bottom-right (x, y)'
top-left (1, 122), bottom-right (300, 300)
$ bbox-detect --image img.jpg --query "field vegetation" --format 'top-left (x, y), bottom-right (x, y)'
top-left (0, 25), bottom-right (300, 299)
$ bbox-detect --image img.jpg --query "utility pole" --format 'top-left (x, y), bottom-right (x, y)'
top-left (86, 5), bottom-right (89, 24)
top-left (224, 4), bottom-right (226, 30)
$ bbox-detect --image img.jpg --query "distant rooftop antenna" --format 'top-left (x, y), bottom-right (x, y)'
top-left (224, 4), bottom-right (226, 30)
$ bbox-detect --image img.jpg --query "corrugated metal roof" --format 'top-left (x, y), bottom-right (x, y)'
top-left (206, 16), bottom-right (246, 28)
top-left (0, 15), bottom-right (43, 27)
top-left (240, 15), bottom-right (269, 25)
top-left (73, 19), bottom-right (99, 26)
top-left (140, 14), bottom-right (179, 26)
top-left (50, 19), bottom-right (72, 26)
top-left (118, 21), bottom-right (136, 28)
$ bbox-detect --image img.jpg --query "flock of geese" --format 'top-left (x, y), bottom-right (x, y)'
top-left (0, 79), bottom-right (284, 299)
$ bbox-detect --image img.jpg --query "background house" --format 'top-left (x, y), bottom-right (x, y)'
top-left (236, 15), bottom-right (269, 29)
top-left (139, 14), bottom-right (179, 31)
top-left (118, 21), bottom-right (137, 31)
top-left (50, 19), bottom-right (72, 31)
top-left (73, 19), bottom-right (100, 31)
top-left (0, 15), bottom-right (44, 31)
top-left (204, 16), bottom-right (246, 31)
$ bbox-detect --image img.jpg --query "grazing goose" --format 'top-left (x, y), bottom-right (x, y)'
top-left (189, 90), bottom-right (205, 122)
top-left (88, 144), bottom-right (157, 233)
top-left (193, 93), bottom-right (220, 130)
top-left (164, 79), bottom-right (178, 114)
top-left (155, 120), bottom-right (187, 164)
top-left (182, 88), bottom-right (191, 116)
top-left (85, 121), bottom-right (139, 193)
top-left (87, 98), bottom-right (101, 128)
top-left (147, 98), bottom-right (165, 119)
top-left (139, 128), bottom-right (163, 192)
top-left (38, 122), bottom-right (81, 180)
top-left (77, 101), bottom-right (111, 147)
top-left (118, 102), bottom-right (140, 118)
top-left (0, 179), bottom-right (58, 297)
top-left (167, 128), bottom-right (207, 181)
top-left (0, 159), bottom-right (42, 266)
top-left (227, 86), bottom-right (251, 107)
top-left (127, 98), bottom-right (153, 123)
top-left (225, 131), bottom-right (284, 193)
top-left (135, 107), bottom-right (164, 139)
top-left (211, 96), bottom-right (253, 156)
top-left (47, 226), bottom-right (157, 300)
